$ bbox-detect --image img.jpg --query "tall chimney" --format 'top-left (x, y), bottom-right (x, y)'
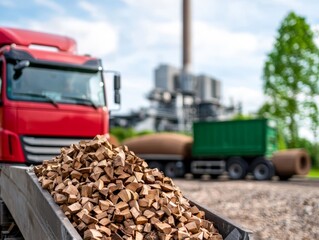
top-left (182, 0), bottom-right (191, 73)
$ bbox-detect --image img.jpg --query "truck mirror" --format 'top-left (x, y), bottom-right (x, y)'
top-left (114, 91), bottom-right (121, 104)
top-left (114, 75), bottom-right (121, 90)
top-left (13, 60), bottom-right (30, 80)
top-left (14, 60), bottom-right (30, 71)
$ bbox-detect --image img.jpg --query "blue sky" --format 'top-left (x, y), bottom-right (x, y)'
top-left (1, 0), bottom-right (319, 118)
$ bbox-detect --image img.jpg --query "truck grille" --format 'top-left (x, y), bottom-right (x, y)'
top-left (21, 136), bottom-right (92, 163)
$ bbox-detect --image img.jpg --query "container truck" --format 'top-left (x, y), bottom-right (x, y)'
top-left (123, 119), bottom-right (311, 180)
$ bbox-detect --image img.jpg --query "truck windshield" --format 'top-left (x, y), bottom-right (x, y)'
top-left (6, 63), bottom-right (106, 107)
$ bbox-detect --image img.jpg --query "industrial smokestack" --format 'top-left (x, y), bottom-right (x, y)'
top-left (182, 0), bottom-right (191, 73)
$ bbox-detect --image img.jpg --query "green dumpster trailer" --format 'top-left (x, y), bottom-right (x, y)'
top-left (124, 119), bottom-right (311, 180)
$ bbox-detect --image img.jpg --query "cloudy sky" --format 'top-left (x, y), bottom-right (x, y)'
top-left (1, 0), bottom-right (319, 115)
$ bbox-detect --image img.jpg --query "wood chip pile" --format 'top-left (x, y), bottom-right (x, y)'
top-left (34, 135), bottom-right (223, 240)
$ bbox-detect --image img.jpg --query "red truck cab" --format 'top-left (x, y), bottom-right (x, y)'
top-left (0, 27), bottom-right (120, 164)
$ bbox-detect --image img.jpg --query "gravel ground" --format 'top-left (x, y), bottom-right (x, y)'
top-left (174, 178), bottom-right (319, 240)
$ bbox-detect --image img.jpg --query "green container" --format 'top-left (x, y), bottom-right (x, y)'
top-left (192, 119), bottom-right (277, 158)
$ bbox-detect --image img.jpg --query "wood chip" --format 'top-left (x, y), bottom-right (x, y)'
top-left (118, 189), bottom-right (132, 202)
top-left (67, 202), bottom-right (82, 213)
top-left (82, 214), bottom-right (98, 225)
top-left (155, 222), bottom-right (172, 234)
top-left (136, 216), bottom-right (148, 225)
top-left (84, 229), bottom-right (102, 240)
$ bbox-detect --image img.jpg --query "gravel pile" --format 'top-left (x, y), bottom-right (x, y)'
top-left (175, 179), bottom-right (319, 240)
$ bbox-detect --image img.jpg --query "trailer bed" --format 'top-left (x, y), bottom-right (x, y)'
top-left (0, 165), bottom-right (253, 239)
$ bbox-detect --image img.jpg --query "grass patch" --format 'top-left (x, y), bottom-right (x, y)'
top-left (308, 168), bottom-right (319, 178)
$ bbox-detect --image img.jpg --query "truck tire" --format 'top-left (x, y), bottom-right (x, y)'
top-left (251, 158), bottom-right (275, 180)
top-left (164, 162), bottom-right (185, 178)
top-left (226, 157), bottom-right (248, 180)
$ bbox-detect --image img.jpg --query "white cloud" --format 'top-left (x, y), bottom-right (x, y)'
top-left (27, 17), bottom-right (118, 57)
top-left (78, 1), bottom-right (104, 19)
top-left (193, 21), bottom-right (273, 68)
top-left (135, 21), bottom-right (181, 49)
top-left (122, 0), bottom-right (180, 20)
top-left (33, 0), bottom-right (64, 13)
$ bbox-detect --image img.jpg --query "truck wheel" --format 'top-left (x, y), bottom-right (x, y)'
top-left (227, 157), bottom-right (248, 180)
top-left (164, 162), bottom-right (185, 178)
top-left (251, 158), bottom-right (275, 180)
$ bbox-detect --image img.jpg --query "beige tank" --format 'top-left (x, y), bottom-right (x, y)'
top-left (272, 149), bottom-right (311, 179)
top-left (123, 133), bottom-right (193, 158)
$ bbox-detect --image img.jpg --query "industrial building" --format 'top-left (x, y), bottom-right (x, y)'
top-left (110, 63), bottom-right (238, 132)
top-left (110, 0), bottom-right (239, 132)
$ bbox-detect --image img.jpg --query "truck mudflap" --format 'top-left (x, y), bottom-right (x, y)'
top-left (0, 165), bottom-right (81, 240)
top-left (0, 165), bottom-right (253, 240)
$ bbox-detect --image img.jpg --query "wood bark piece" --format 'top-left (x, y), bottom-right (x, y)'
top-left (70, 170), bottom-right (82, 180)
top-left (125, 182), bottom-right (140, 192)
top-left (68, 194), bottom-right (78, 204)
top-left (130, 207), bottom-right (140, 219)
top-left (54, 193), bottom-right (67, 204)
top-left (67, 202), bottom-right (82, 213)
top-left (135, 231), bottom-right (144, 240)
top-left (99, 226), bottom-right (111, 236)
top-left (63, 185), bottom-right (79, 196)
top-left (82, 214), bottom-right (98, 225)
top-left (118, 189), bottom-right (132, 202)
top-left (144, 223), bottom-right (152, 233)
top-left (55, 182), bottom-right (65, 192)
top-left (143, 210), bottom-right (155, 219)
top-left (94, 179), bottom-right (104, 191)
top-left (115, 201), bottom-right (129, 211)
top-left (155, 222), bottom-right (172, 234)
top-left (185, 221), bottom-right (198, 234)
top-left (81, 185), bottom-right (92, 197)
top-left (83, 202), bottom-right (94, 212)
top-left (178, 230), bottom-right (190, 240)
top-left (84, 229), bottom-right (102, 240)
top-left (136, 215), bottom-right (148, 225)
top-left (99, 200), bottom-right (110, 211)
top-left (99, 217), bottom-right (111, 226)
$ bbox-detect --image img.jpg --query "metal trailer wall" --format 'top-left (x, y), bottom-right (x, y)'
top-left (0, 165), bottom-right (82, 240)
top-left (189, 200), bottom-right (253, 240)
top-left (192, 119), bottom-right (276, 158)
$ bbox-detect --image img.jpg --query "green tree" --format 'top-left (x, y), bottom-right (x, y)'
top-left (231, 113), bottom-right (254, 121)
top-left (110, 127), bottom-right (153, 143)
top-left (259, 12), bottom-right (319, 148)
